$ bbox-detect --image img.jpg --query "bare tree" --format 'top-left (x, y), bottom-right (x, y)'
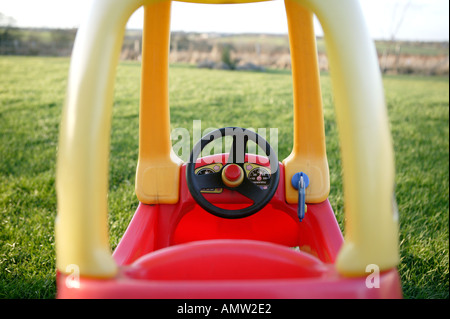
top-left (380, 0), bottom-right (412, 74)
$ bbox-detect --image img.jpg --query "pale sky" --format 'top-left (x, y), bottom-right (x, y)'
top-left (0, 0), bottom-right (448, 41)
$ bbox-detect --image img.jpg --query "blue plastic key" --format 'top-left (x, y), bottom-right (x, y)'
top-left (291, 172), bottom-right (309, 222)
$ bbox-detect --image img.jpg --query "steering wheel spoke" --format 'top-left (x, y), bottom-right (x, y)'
top-left (235, 177), bottom-right (267, 203)
top-left (227, 133), bottom-right (249, 164)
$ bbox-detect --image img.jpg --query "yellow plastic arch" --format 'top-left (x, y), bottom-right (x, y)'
top-left (56, 0), bottom-right (399, 279)
top-left (283, 0), bottom-right (329, 204)
top-left (299, 0), bottom-right (399, 276)
top-left (135, 1), bottom-right (183, 205)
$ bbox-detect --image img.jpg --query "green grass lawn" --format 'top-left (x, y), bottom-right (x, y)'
top-left (0, 56), bottom-right (448, 299)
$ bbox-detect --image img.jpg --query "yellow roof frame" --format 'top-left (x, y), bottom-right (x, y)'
top-left (56, 0), bottom-right (399, 279)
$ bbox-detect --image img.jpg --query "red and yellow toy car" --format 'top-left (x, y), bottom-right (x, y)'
top-left (55, 0), bottom-right (402, 299)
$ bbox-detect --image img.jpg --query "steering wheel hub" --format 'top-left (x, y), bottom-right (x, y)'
top-left (222, 164), bottom-right (244, 187)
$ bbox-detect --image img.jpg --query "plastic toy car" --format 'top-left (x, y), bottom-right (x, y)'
top-left (55, 0), bottom-right (402, 299)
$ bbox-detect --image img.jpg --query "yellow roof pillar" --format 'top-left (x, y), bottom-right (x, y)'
top-left (299, 0), bottom-right (399, 276)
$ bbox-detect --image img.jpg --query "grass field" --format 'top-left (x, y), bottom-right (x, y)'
top-left (0, 56), bottom-right (448, 299)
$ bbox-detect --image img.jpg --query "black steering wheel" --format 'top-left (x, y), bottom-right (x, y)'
top-left (186, 127), bottom-right (279, 219)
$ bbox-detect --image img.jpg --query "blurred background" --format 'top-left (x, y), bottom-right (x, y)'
top-left (1, 0), bottom-right (448, 75)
